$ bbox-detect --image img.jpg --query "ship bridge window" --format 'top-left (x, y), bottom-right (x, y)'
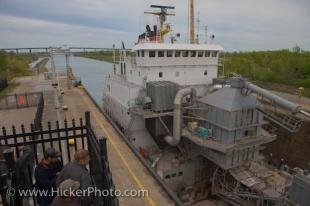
top-left (198, 51), bottom-right (204, 57)
top-left (141, 50), bottom-right (145, 57)
top-left (190, 51), bottom-right (196, 57)
top-left (158, 50), bottom-right (165, 57)
top-left (137, 51), bottom-right (140, 57)
top-left (212, 51), bottom-right (218, 57)
top-left (159, 72), bottom-right (163, 78)
top-left (182, 50), bottom-right (189, 57)
top-left (149, 50), bottom-right (156, 57)
top-left (167, 50), bottom-right (173, 57)
top-left (175, 50), bottom-right (181, 57)
top-left (205, 51), bottom-right (211, 57)
top-left (204, 70), bottom-right (208, 76)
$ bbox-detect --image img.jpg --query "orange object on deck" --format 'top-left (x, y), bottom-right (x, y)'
top-left (17, 95), bottom-right (27, 107)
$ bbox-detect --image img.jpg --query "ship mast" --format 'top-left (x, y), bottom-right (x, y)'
top-left (144, 5), bottom-right (175, 43)
top-left (189, 0), bottom-right (195, 44)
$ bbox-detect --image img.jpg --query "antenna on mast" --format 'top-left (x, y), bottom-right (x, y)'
top-left (196, 11), bottom-right (200, 44)
top-left (204, 26), bottom-right (208, 44)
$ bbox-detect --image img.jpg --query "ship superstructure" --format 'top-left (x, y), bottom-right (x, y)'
top-left (103, 2), bottom-right (310, 206)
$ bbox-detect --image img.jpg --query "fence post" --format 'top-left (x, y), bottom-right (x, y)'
top-left (0, 172), bottom-right (9, 206)
top-left (25, 92), bottom-right (29, 107)
top-left (15, 94), bottom-right (18, 108)
top-left (85, 111), bottom-right (91, 127)
top-left (99, 138), bottom-right (107, 160)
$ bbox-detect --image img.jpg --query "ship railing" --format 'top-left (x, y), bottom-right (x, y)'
top-left (137, 37), bottom-right (159, 44)
top-left (218, 57), bottom-right (224, 67)
top-left (128, 56), bottom-right (136, 66)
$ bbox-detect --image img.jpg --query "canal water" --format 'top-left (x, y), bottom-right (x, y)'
top-left (46, 56), bottom-right (113, 104)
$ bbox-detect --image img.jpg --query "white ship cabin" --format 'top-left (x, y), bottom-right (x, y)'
top-left (118, 42), bottom-right (224, 87)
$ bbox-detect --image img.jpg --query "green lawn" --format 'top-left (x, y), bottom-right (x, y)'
top-left (0, 83), bottom-right (19, 99)
top-left (223, 50), bottom-right (310, 97)
top-left (0, 51), bottom-right (38, 96)
top-left (0, 51), bottom-right (37, 79)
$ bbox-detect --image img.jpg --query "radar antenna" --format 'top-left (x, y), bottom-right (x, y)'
top-left (144, 5), bottom-right (175, 42)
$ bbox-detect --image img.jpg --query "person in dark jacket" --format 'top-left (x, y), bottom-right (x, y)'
top-left (50, 155), bottom-right (63, 175)
top-left (56, 149), bottom-right (93, 206)
top-left (35, 148), bottom-right (62, 206)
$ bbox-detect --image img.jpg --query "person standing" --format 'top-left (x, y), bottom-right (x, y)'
top-left (51, 179), bottom-right (80, 206)
top-left (56, 149), bottom-right (93, 206)
top-left (35, 148), bottom-right (62, 206)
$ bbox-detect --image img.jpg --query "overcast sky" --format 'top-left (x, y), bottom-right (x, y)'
top-left (0, 0), bottom-right (309, 51)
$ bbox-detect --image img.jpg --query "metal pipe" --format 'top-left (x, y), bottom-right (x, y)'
top-left (244, 81), bottom-right (301, 113)
top-left (165, 87), bottom-right (196, 146)
top-left (300, 110), bottom-right (310, 118)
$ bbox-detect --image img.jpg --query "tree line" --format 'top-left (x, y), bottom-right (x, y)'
top-left (223, 50), bottom-right (310, 97)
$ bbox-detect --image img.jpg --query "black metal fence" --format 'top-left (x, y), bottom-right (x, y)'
top-left (0, 78), bottom-right (8, 91)
top-left (33, 93), bottom-right (44, 131)
top-left (0, 111), bottom-right (118, 206)
top-left (0, 92), bottom-right (43, 110)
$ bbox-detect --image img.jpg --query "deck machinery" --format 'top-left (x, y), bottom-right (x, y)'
top-left (103, 2), bottom-right (310, 206)
top-left (128, 77), bottom-right (310, 205)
